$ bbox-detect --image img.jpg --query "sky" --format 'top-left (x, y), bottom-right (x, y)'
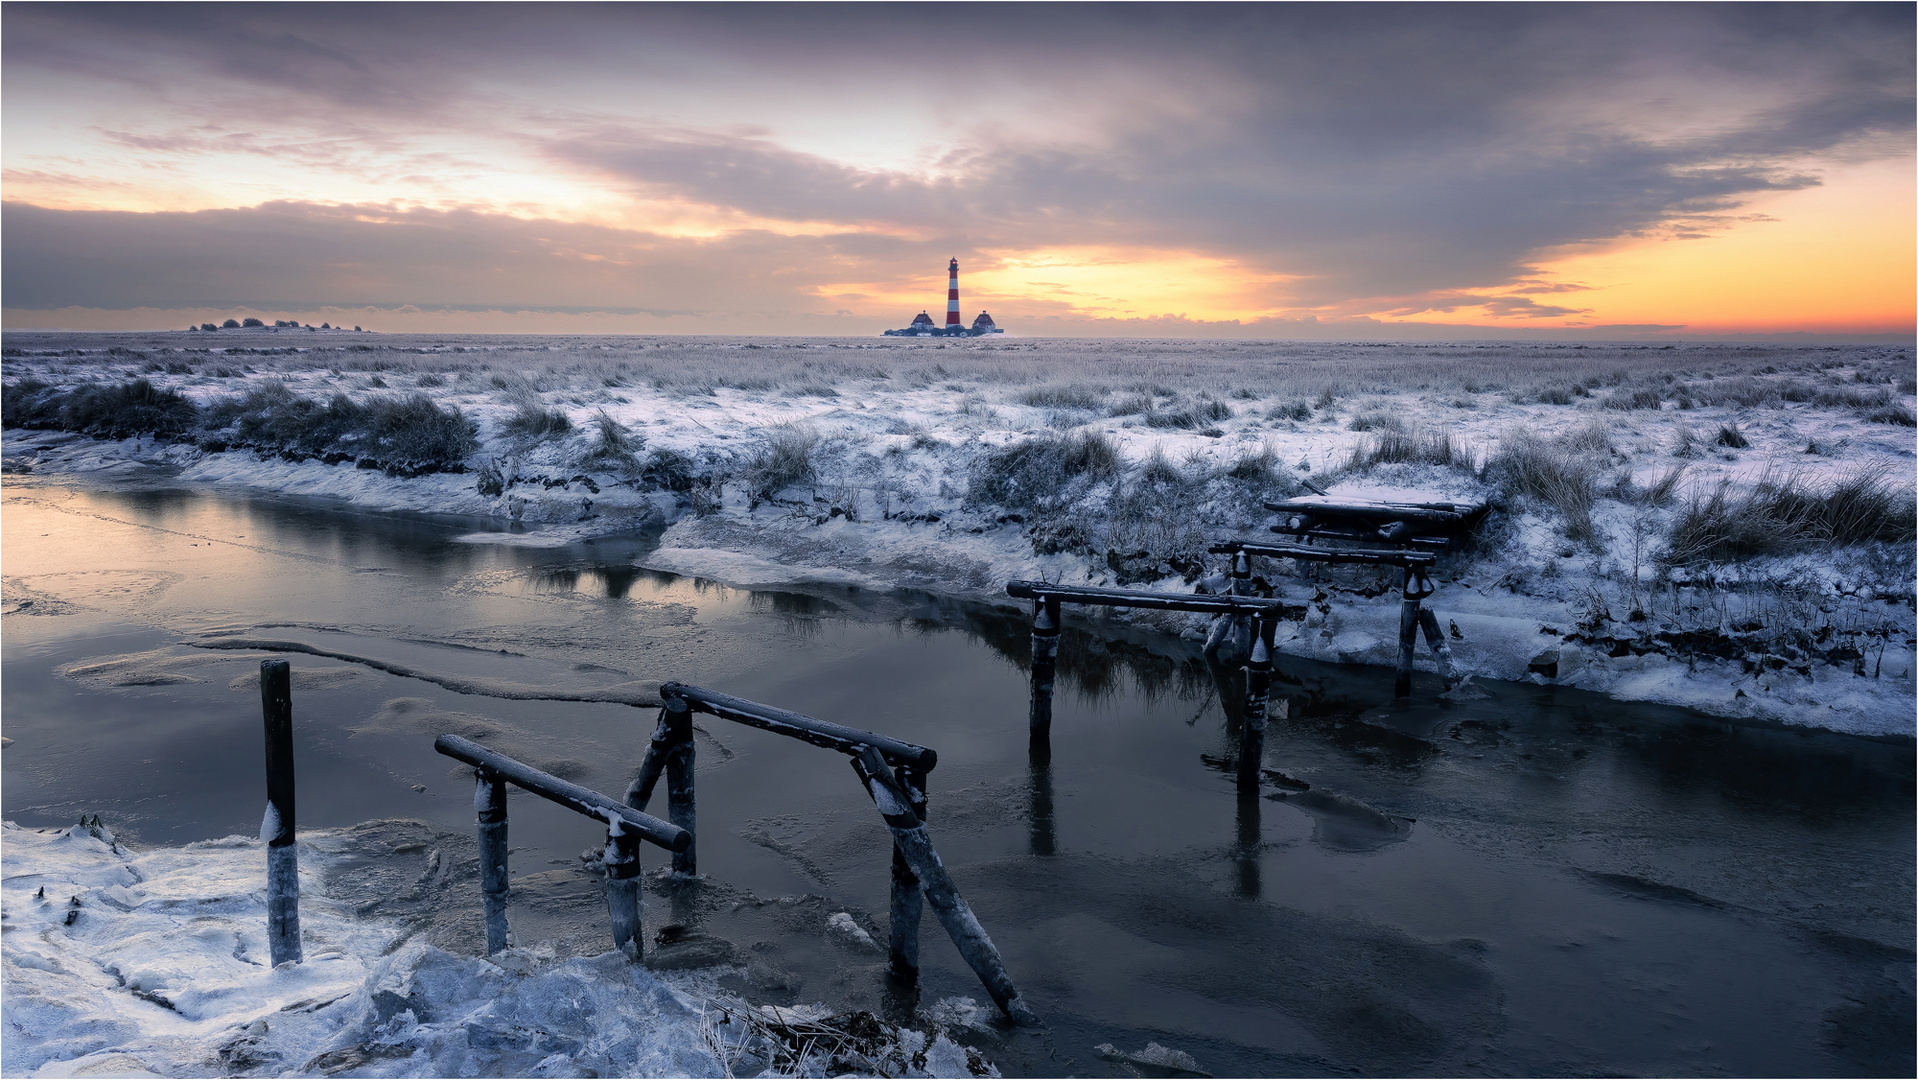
top-left (3, 2), bottom-right (1912, 339)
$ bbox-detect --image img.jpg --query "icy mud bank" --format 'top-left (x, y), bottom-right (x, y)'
top-left (641, 501), bottom-right (1916, 740)
top-left (1, 819), bottom-right (995, 1079)
top-left (5, 423), bottom-right (1913, 739)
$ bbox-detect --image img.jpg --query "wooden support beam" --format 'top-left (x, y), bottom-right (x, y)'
top-left (435, 735), bottom-right (688, 853)
top-left (661, 683), bottom-right (936, 774)
top-left (1006, 580), bottom-right (1295, 618)
top-left (850, 746), bottom-right (1034, 1023)
top-left (1210, 541), bottom-right (1437, 567)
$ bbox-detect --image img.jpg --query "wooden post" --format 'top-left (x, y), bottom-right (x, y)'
top-left (1237, 615), bottom-right (1273, 792)
top-left (1396, 569), bottom-right (1421, 698)
top-left (1417, 608), bottom-right (1457, 685)
top-left (663, 695), bottom-right (696, 877)
top-left (603, 819), bottom-right (643, 961)
top-left (850, 746), bottom-right (1034, 1023)
top-left (1229, 549), bottom-right (1252, 595)
top-left (475, 768), bottom-right (510, 954)
top-left (258, 660), bottom-right (301, 967)
top-left (887, 765), bottom-right (927, 982)
top-left (1028, 595), bottom-right (1061, 760)
top-left (1397, 565), bottom-right (1436, 697)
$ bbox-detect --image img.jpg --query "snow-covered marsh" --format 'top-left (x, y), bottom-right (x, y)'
top-left (4, 332), bottom-right (1913, 736)
top-left (1, 819), bottom-right (997, 1078)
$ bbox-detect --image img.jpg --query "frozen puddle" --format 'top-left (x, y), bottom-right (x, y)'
top-left (1, 821), bottom-right (995, 1078)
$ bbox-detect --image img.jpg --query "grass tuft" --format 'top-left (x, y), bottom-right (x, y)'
top-left (1019, 384), bottom-right (1106, 410)
top-left (745, 425), bottom-right (819, 499)
top-left (1665, 468), bottom-right (1916, 565)
top-left (967, 430), bottom-right (1120, 510)
top-left (1483, 425), bottom-right (1607, 542)
top-left (502, 403), bottom-right (573, 441)
top-left (1347, 427), bottom-right (1458, 471)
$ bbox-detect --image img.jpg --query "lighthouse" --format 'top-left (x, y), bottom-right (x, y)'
top-left (881, 257), bottom-right (1005, 335)
top-left (946, 258), bottom-right (961, 329)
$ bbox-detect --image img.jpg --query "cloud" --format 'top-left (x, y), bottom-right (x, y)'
top-left (2, 4), bottom-right (1910, 326)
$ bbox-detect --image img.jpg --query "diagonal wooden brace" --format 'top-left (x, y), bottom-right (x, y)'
top-left (850, 746), bottom-right (1034, 1023)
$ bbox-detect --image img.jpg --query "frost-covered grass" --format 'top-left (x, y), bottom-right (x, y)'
top-left (4, 331), bottom-right (1913, 734)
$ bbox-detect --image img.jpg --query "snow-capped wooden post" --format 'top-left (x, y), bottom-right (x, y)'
top-left (1028, 594), bottom-right (1061, 759)
top-left (475, 769), bottom-right (510, 954)
top-left (1238, 614), bottom-right (1275, 792)
top-left (887, 765), bottom-right (928, 982)
top-left (258, 659), bottom-right (302, 967)
top-left (850, 745), bottom-right (1034, 1023)
top-left (603, 817), bottom-right (644, 961)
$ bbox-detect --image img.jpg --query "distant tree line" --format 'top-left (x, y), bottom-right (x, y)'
top-left (191, 318), bottom-right (363, 332)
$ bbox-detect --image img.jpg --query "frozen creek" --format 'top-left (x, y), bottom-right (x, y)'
top-left (2, 475), bottom-right (1912, 1077)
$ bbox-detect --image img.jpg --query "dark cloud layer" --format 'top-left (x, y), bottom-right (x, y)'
top-left (3, 3), bottom-right (1911, 320)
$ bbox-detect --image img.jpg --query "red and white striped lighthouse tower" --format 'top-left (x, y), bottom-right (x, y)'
top-left (946, 258), bottom-right (961, 329)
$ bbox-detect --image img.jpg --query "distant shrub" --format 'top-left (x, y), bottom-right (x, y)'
top-left (221, 319), bottom-right (241, 329)
top-left (241, 317), bottom-right (264, 328)
top-left (199, 323), bottom-right (218, 332)
top-left (1266, 400), bottom-right (1311, 421)
top-left (502, 403), bottom-right (572, 441)
top-left (968, 430), bottom-right (1120, 510)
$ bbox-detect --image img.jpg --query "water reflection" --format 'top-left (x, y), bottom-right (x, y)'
top-left (1235, 793), bottom-right (1261, 899)
top-left (1027, 758), bottom-right (1055, 857)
